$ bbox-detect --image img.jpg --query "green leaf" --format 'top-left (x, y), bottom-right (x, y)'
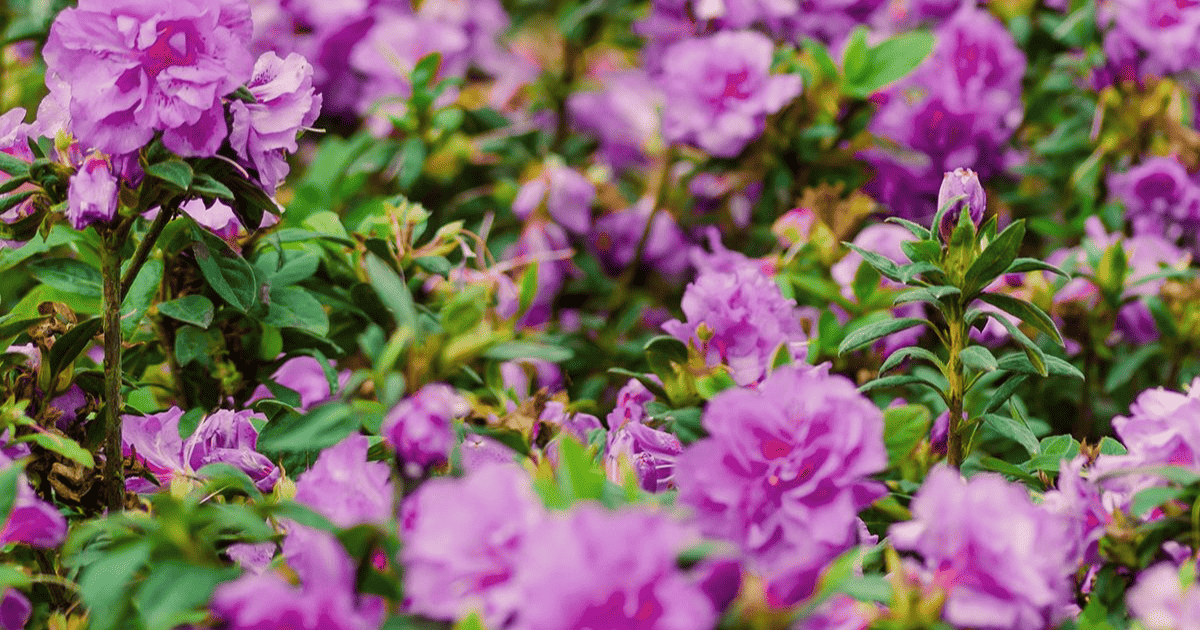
top-left (27, 258), bottom-right (102, 296)
top-left (858, 374), bottom-right (944, 396)
top-left (959, 345), bottom-right (998, 372)
top-left (483, 341), bottom-right (573, 363)
top-left (47, 318), bottom-right (102, 378)
top-left (516, 262), bottom-right (539, 319)
top-left (364, 254), bottom-right (417, 331)
top-left (696, 368), bottom-right (737, 400)
top-left (396, 137), bottom-right (426, 191)
top-left (839, 575), bottom-right (893, 603)
top-left (189, 172), bottom-right (235, 201)
top-left (841, 26), bottom-right (870, 83)
top-left (897, 261), bottom-right (939, 284)
top-left (974, 455), bottom-right (1042, 485)
top-left (0, 313), bottom-right (46, 341)
top-left (893, 285), bottom-right (960, 306)
top-left (14, 432), bottom-right (94, 467)
top-left (190, 224), bottom-right (256, 312)
top-left (1130, 486), bottom-right (1185, 518)
top-left (78, 541), bottom-right (152, 630)
top-left (882, 404), bottom-right (931, 463)
top-left (1103, 344), bottom-right (1160, 393)
top-left (145, 159), bottom-right (194, 192)
top-left (976, 293), bottom-right (1064, 346)
top-left (122, 258), bottom-right (163, 337)
top-left (878, 346), bottom-right (944, 374)
top-left (900, 239), bottom-right (941, 264)
top-left (256, 403), bottom-right (358, 453)
top-left (983, 413), bottom-right (1040, 457)
top-left (837, 317), bottom-right (927, 354)
top-left (845, 31), bottom-right (934, 97)
top-left (851, 260), bottom-right (880, 303)
top-left (1099, 437), bottom-right (1127, 456)
top-left (996, 352), bottom-right (1084, 380)
top-left (175, 325), bottom-right (219, 367)
top-left (981, 374), bottom-right (1028, 414)
top-left (963, 219), bottom-right (1025, 296)
top-left (260, 286), bottom-right (329, 336)
top-left (264, 501), bottom-right (338, 532)
top-left (136, 562), bottom-right (238, 630)
top-left (0, 151), bottom-right (29, 177)
top-left (195, 463), bottom-right (263, 499)
top-left (0, 460), bottom-right (25, 525)
top-left (884, 217), bottom-right (931, 240)
top-left (986, 314), bottom-right (1047, 377)
top-left (844, 243), bottom-right (903, 283)
top-left (157, 295), bottom-right (215, 329)
top-left (1005, 257), bottom-right (1069, 277)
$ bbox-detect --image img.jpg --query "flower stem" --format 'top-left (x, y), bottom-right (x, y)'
top-left (945, 305), bottom-right (967, 467)
top-left (100, 231), bottom-right (124, 512)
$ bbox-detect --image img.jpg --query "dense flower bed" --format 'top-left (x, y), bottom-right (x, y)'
top-left (4, 0), bottom-right (1200, 629)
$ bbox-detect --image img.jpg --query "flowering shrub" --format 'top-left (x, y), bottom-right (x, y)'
top-left (5, 1), bottom-right (1200, 629)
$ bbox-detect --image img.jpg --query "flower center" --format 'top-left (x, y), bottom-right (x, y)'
top-left (142, 21), bottom-right (199, 77)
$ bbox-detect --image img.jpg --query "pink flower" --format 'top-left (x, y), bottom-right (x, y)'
top-left (294, 434), bottom-right (394, 528)
top-left (229, 51), bottom-right (322, 193)
top-left (67, 152), bottom-right (119, 230)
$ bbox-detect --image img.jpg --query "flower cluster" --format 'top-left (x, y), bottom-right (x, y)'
top-left (673, 364), bottom-right (887, 605)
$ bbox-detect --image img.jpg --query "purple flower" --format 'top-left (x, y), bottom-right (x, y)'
top-left (662, 264), bottom-right (809, 386)
top-left (122, 406), bottom-right (187, 492)
top-left (659, 31), bottom-right (802, 157)
top-left (0, 589), bottom-right (30, 630)
top-left (603, 379), bottom-right (682, 493)
top-left (590, 198), bottom-right (691, 280)
top-left (382, 383), bottom-right (469, 475)
top-left (511, 505), bottom-right (719, 630)
top-left (183, 409), bottom-right (279, 492)
top-left (674, 365), bottom-right (887, 605)
top-left (936, 167), bottom-right (986, 240)
top-left (66, 152), bottom-right (119, 230)
top-left (1042, 456), bottom-right (1112, 568)
top-left (890, 466), bottom-right (1076, 630)
top-left (460, 434), bottom-right (516, 472)
top-left (1108, 156), bottom-right (1200, 253)
top-left (400, 464), bottom-right (543, 627)
top-left (294, 434), bottom-right (394, 528)
top-left (1127, 562), bottom-right (1200, 630)
top-left (1101, 0), bottom-right (1200, 77)
top-left (248, 355), bottom-right (349, 412)
top-left (43, 0), bottom-right (255, 156)
top-left (506, 220), bottom-right (575, 328)
top-left (212, 525), bottom-right (384, 630)
top-left (512, 161), bottom-right (595, 235)
top-left (229, 51), bottom-right (322, 193)
top-left (0, 452), bottom-right (68, 549)
top-left (568, 70), bottom-right (663, 170)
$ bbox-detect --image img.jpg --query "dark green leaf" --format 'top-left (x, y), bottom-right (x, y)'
top-left (959, 345), bottom-right (998, 372)
top-left (229, 86), bottom-right (257, 104)
top-left (838, 317), bottom-right (927, 354)
top-left (483, 341), bottom-right (573, 363)
top-left (964, 219), bottom-right (1025, 296)
top-left (983, 413), bottom-right (1039, 457)
top-left (364, 254), bottom-right (417, 331)
top-left (0, 151), bottom-right (29, 177)
top-left (174, 325), bottom-right (217, 367)
top-left (1130, 486), bottom-right (1185, 518)
top-left (845, 31), bottom-right (934, 97)
top-left (78, 541), bottom-right (152, 630)
top-left (145, 160), bottom-right (194, 192)
top-left (189, 173), bottom-right (235, 201)
top-left (157, 295), bottom-right (215, 329)
top-left (974, 456), bottom-right (1042, 485)
top-left (0, 313), bottom-right (46, 340)
top-left (878, 346), bottom-right (943, 374)
top-left (976, 293), bottom-right (1064, 346)
top-left (264, 501), bottom-right (338, 532)
top-left (981, 374), bottom-right (1028, 414)
top-left (1104, 344), bottom-right (1160, 393)
top-left (844, 243), bottom-right (903, 283)
top-left (897, 261), bottom-right (939, 284)
top-left (996, 352), bottom-right (1084, 380)
top-left (852, 260), bottom-right (880, 303)
top-left (257, 403), bottom-right (358, 453)
top-left (261, 286), bottom-right (329, 335)
top-left (882, 404), bottom-right (931, 463)
top-left (396, 137), bottom-right (426, 191)
top-left (190, 224), bottom-right (256, 312)
top-left (1005, 257), bottom-right (1069, 277)
top-left (894, 285), bottom-right (960, 306)
top-left (0, 461), bottom-right (25, 525)
top-left (858, 374), bottom-right (944, 396)
top-left (900, 239), bottom-right (941, 264)
top-left (27, 258), bottom-right (102, 296)
top-left (14, 432), bottom-right (94, 467)
top-left (986, 314), bottom-right (1047, 376)
top-left (884, 217), bottom-right (931, 240)
top-left (415, 256), bottom-right (451, 277)
top-left (47, 318), bottom-right (102, 378)
top-left (195, 463), bottom-right (263, 499)
top-left (136, 562), bottom-right (237, 630)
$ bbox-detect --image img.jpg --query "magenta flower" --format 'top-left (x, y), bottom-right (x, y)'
top-left (43, 0), bottom-right (255, 156)
top-left (662, 263), bottom-right (809, 386)
top-left (1101, 0), bottom-right (1200, 77)
top-left (604, 379), bottom-right (682, 493)
top-left (1042, 456), bottom-right (1112, 568)
top-left (122, 406), bottom-right (187, 493)
top-left (660, 31), bottom-right (801, 157)
top-left (936, 167), bottom-right (986, 240)
top-left (212, 525), bottom-right (385, 630)
top-left (182, 409), bottom-right (279, 492)
top-left (1127, 562), bottom-right (1200, 630)
top-left (294, 434), bottom-right (393, 528)
top-left (890, 466), bottom-right (1076, 630)
top-left (0, 589), bottom-right (31, 630)
top-left (460, 434), bottom-right (516, 472)
top-left (382, 383), bottom-right (469, 475)
top-left (248, 355), bottom-right (350, 412)
top-left (511, 505), bottom-right (718, 630)
top-left (66, 151), bottom-right (119, 230)
top-left (512, 162), bottom-right (595, 235)
top-left (229, 51), bottom-right (322, 193)
top-left (590, 198), bottom-right (691, 280)
top-left (674, 365), bottom-right (887, 605)
top-left (401, 464), bottom-right (544, 626)
top-left (0, 452), bottom-right (68, 549)
top-left (568, 70), bottom-right (663, 171)
top-left (1108, 156), bottom-right (1200, 254)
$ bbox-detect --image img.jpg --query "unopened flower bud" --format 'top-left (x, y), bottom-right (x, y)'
top-left (936, 168), bottom-right (986, 241)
